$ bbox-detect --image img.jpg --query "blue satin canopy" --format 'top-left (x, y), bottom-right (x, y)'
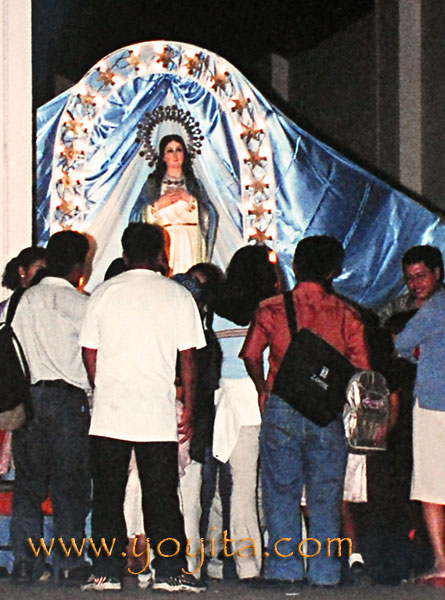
top-left (36, 41), bottom-right (445, 308)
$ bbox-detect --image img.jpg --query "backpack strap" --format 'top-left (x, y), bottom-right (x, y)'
top-left (5, 288), bottom-right (26, 325)
top-left (4, 288), bottom-right (31, 382)
top-left (283, 291), bottom-right (298, 338)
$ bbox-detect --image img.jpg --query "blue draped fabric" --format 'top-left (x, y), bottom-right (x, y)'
top-left (36, 43), bottom-right (445, 308)
top-left (36, 88), bottom-right (72, 243)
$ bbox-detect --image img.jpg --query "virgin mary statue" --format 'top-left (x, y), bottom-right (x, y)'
top-left (130, 134), bottom-right (218, 274)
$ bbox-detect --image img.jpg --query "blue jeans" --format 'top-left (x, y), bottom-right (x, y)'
top-left (10, 383), bottom-right (90, 576)
top-left (260, 394), bottom-right (347, 585)
top-left (200, 446), bottom-right (232, 543)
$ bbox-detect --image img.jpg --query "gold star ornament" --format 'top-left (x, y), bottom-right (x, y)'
top-left (249, 227), bottom-right (272, 243)
top-left (155, 47), bottom-right (176, 68)
top-left (244, 150), bottom-right (266, 169)
top-left (57, 169), bottom-right (80, 194)
top-left (77, 91), bottom-right (97, 107)
top-left (231, 97), bottom-right (250, 116)
top-left (127, 51), bottom-right (142, 70)
top-left (184, 54), bottom-right (206, 75)
top-left (248, 202), bottom-right (271, 219)
top-left (211, 71), bottom-right (230, 92)
top-left (60, 145), bottom-right (84, 165)
top-left (241, 123), bottom-right (263, 144)
top-left (246, 177), bottom-right (270, 195)
top-left (63, 115), bottom-right (86, 135)
top-left (96, 67), bottom-right (115, 86)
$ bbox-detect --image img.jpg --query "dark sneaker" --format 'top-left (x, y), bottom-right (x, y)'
top-left (152, 573), bottom-right (206, 593)
top-left (81, 575), bottom-right (122, 591)
top-left (38, 565), bottom-right (53, 583)
top-left (61, 563), bottom-right (91, 582)
top-left (11, 561), bottom-right (33, 584)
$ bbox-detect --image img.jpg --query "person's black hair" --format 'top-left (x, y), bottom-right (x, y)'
top-left (2, 246), bottom-right (47, 290)
top-left (215, 245), bottom-right (279, 326)
top-left (104, 257), bottom-right (127, 281)
top-left (46, 231), bottom-right (89, 277)
top-left (152, 135), bottom-right (196, 187)
top-left (187, 262), bottom-right (225, 329)
top-left (402, 245), bottom-right (444, 280)
top-left (293, 235), bottom-right (344, 285)
top-left (188, 262), bottom-right (224, 305)
top-left (187, 263), bottom-right (224, 289)
top-left (121, 222), bottom-right (165, 267)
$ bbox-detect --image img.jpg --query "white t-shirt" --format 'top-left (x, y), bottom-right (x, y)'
top-left (79, 269), bottom-right (206, 442)
top-left (13, 277), bottom-right (89, 389)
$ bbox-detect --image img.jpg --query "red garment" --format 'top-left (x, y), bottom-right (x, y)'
top-left (0, 493), bottom-right (52, 516)
top-left (240, 282), bottom-right (371, 390)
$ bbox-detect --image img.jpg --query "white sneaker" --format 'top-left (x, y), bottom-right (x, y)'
top-left (137, 571), bottom-right (153, 589)
top-left (152, 573), bottom-right (207, 593)
top-left (206, 557), bottom-right (223, 580)
top-left (81, 575), bottom-right (122, 591)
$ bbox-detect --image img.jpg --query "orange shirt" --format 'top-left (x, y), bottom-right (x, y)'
top-left (240, 282), bottom-right (371, 391)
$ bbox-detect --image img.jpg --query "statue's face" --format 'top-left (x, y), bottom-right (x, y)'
top-left (163, 140), bottom-right (184, 171)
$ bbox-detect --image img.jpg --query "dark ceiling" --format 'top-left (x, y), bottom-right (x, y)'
top-left (33, 0), bottom-right (374, 107)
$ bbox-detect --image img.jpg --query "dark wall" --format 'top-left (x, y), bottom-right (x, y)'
top-left (374, 0), bottom-right (399, 182)
top-left (422, 0), bottom-right (445, 211)
top-left (289, 13), bottom-right (378, 172)
top-left (32, 0), bottom-right (373, 109)
top-left (286, 3), bottom-right (445, 214)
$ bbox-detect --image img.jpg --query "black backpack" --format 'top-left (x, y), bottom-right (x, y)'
top-left (0, 289), bottom-right (32, 429)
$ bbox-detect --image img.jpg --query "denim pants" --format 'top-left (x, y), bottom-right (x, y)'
top-left (260, 394), bottom-right (347, 585)
top-left (11, 383), bottom-right (91, 576)
top-left (200, 445), bottom-right (232, 546)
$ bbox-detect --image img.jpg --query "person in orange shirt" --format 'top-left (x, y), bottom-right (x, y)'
top-left (241, 236), bottom-right (370, 588)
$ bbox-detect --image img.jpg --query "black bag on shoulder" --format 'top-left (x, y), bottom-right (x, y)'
top-left (0, 288), bottom-right (32, 430)
top-left (272, 291), bottom-right (356, 427)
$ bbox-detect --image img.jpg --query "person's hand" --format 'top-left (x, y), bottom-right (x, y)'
top-left (174, 189), bottom-right (191, 202)
top-left (374, 424), bottom-right (388, 446)
top-left (171, 189), bottom-right (196, 210)
top-left (178, 405), bottom-right (192, 443)
top-left (155, 189), bottom-right (196, 210)
top-left (258, 390), bottom-right (269, 413)
top-left (155, 189), bottom-right (182, 209)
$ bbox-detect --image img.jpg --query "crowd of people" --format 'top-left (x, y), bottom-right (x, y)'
top-left (0, 224), bottom-right (444, 593)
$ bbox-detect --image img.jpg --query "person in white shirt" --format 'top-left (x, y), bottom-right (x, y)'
top-left (211, 245), bottom-right (280, 581)
top-left (10, 231), bottom-right (90, 584)
top-left (80, 223), bottom-right (206, 593)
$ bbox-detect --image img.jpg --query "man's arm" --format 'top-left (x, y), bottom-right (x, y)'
top-left (82, 347), bottom-right (97, 388)
top-left (178, 347), bottom-right (197, 443)
top-left (345, 311), bottom-right (372, 370)
top-left (240, 307), bottom-right (270, 412)
top-left (243, 356), bottom-right (268, 413)
top-left (395, 300), bottom-right (435, 357)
